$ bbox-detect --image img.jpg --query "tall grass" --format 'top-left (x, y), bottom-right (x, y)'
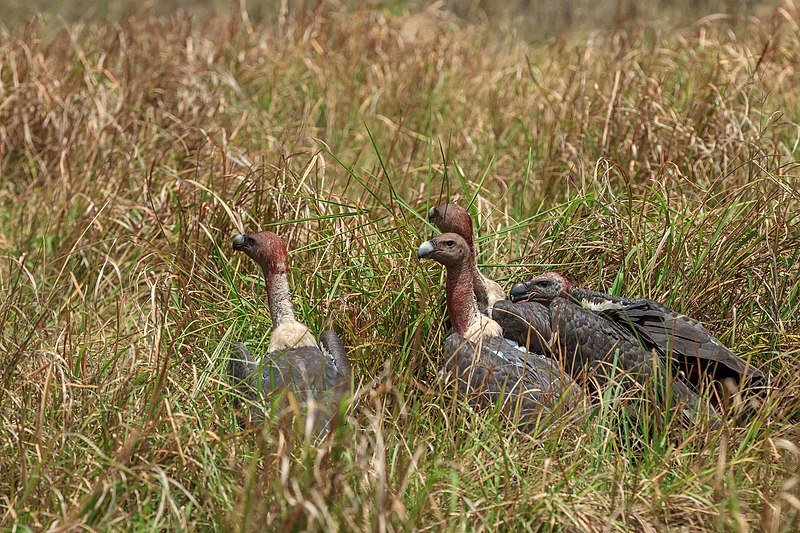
top-left (1, 2), bottom-right (799, 530)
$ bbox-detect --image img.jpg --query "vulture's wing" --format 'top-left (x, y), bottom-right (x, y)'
top-left (594, 299), bottom-right (765, 382)
top-left (549, 297), bottom-right (652, 378)
top-left (492, 299), bottom-right (553, 355)
top-left (228, 342), bottom-right (292, 424)
top-left (572, 288), bottom-right (766, 382)
top-left (441, 333), bottom-right (573, 417)
top-left (549, 298), bottom-right (717, 425)
top-left (229, 343), bottom-right (309, 397)
top-left (320, 331), bottom-right (351, 377)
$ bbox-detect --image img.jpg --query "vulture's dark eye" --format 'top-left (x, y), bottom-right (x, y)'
top-left (444, 240), bottom-right (455, 248)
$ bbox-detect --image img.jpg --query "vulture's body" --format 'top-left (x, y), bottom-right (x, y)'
top-left (509, 273), bottom-right (767, 390)
top-left (491, 274), bottom-right (719, 424)
top-left (229, 332), bottom-right (350, 430)
top-left (441, 333), bottom-right (572, 423)
top-left (229, 231), bottom-right (351, 434)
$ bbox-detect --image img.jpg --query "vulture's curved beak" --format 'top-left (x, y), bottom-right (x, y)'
top-left (427, 206), bottom-right (438, 222)
top-left (417, 240), bottom-right (435, 259)
top-left (508, 280), bottom-right (533, 303)
top-left (232, 234), bottom-right (249, 251)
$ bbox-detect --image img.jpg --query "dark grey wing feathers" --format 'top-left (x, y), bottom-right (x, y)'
top-left (571, 288), bottom-right (765, 382)
top-left (229, 342), bottom-right (293, 424)
top-left (441, 333), bottom-right (575, 425)
top-left (549, 298), bottom-right (647, 377)
top-left (319, 330), bottom-right (352, 381)
top-left (630, 306), bottom-right (763, 379)
top-left (228, 338), bottom-right (348, 433)
top-left (492, 300), bottom-right (553, 355)
top-left (547, 297), bottom-right (714, 423)
top-left (230, 342), bottom-right (291, 393)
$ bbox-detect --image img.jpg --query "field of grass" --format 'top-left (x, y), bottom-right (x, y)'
top-left (1, 1), bottom-right (800, 530)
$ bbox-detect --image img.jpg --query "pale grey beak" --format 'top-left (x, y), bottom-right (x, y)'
top-left (417, 240), bottom-right (435, 259)
top-left (427, 206), bottom-right (437, 220)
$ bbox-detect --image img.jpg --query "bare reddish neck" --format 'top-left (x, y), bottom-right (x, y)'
top-left (445, 262), bottom-right (480, 335)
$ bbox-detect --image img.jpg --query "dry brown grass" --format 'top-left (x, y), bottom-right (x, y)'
top-left (1, 1), bottom-right (799, 531)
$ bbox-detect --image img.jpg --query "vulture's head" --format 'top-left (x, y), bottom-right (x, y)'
top-left (417, 233), bottom-right (470, 269)
top-left (509, 272), bottom-right (570, 303)
top-left (427, 204), bottom-right (474, 246)
top-left (232, 230), bottom-right (289, 275)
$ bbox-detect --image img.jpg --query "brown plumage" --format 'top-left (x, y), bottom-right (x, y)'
top-left (229, 230), bottom-right (351, 435)
top-left (418, 233), bottom-right (576, 427)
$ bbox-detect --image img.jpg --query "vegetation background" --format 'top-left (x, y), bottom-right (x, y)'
top-left (1, 0), bottom-right (799, 530)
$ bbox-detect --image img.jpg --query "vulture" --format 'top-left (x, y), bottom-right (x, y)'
top-left (417, 233), bottom-right (576, 426)
top-left (509, 272), bottom-right (768, 392)
top-left (426, 202), bottom-right (557, 356)
top-left (427, 203), bottom-right (505, 316)
top-left (229, 230), bottom-right (351, 434)
top-left (495, 274), bottom-right (714, 424)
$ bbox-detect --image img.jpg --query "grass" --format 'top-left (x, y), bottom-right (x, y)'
top-left (1, 1), bottom-right (799, 530)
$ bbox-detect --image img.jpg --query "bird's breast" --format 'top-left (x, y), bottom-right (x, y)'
top-left (268, 320), bottom-right (318, 352)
